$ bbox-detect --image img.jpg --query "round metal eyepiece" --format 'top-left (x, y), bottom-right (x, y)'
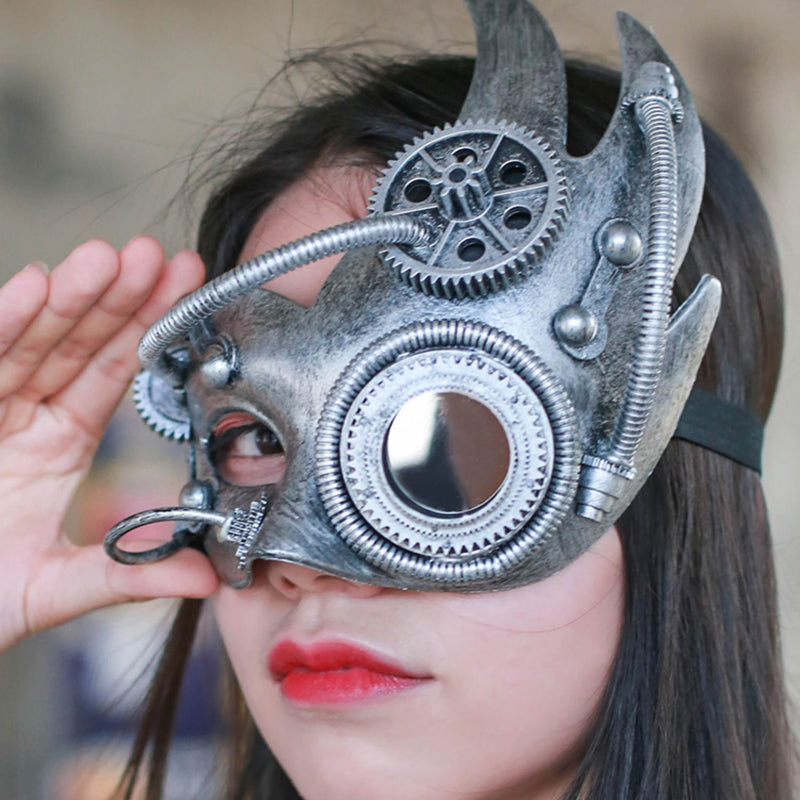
top-left (383, 391), bottom-right (511, 516)
top-left (316, 320), bottom-right (579, 583)
top-left (200, 338), bottom-right (239, 388)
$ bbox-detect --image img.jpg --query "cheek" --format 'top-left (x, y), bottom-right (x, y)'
top-left (426, 528), bottom-right (625, 774)
top-left (213, 588), bottom-right (254, 683)
top-left (210, 531), bottom-right (624, 800)
top-left (212, 583), bottom-right (285, 712)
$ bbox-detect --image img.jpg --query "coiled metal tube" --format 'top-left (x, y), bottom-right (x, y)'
top-left (138, 215), bottom-right (430, 373)
top-left (607, 93), bottom-right (679, 465)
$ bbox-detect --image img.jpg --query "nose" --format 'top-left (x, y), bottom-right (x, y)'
top-left (265, 559), bottom-right (385, 600)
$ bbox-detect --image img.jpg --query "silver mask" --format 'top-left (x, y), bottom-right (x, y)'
top-left (105, 0), bottom-right (721, 591)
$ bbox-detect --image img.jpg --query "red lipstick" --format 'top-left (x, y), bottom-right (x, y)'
top-left (268, 640), bottom-right (428, 705)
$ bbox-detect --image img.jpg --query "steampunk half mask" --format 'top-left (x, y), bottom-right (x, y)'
top-left (106, 0), bottom-right (735, 590)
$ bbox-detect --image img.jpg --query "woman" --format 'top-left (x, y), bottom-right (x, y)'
top-left (0, 1), bottom-right (794, 798)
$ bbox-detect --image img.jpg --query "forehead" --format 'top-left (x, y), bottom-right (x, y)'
top-left (240, 166), bottom-right (376, 307)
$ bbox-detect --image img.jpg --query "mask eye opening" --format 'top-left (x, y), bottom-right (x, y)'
top-left (207, 410), bottom-right (287, 488)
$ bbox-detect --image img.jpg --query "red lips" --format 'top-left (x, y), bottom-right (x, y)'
top-left (268, 640), bottom-right (428, 705)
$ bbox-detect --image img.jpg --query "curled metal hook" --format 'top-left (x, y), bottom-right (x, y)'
top-left (104, 507), bottom-right (228, 565)
top-left (104, 492), bottom-right (270, 570)
top-left (138, 216), bottom-right (430, 380)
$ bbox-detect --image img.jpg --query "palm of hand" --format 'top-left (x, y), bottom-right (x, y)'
top-left (0, 238), bottom-right (217, 652)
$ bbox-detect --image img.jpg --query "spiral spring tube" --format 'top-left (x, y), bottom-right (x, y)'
top-left (607, 92), bottom-right (680, 466)
top-left (138, 216), bottom-right (430, 373)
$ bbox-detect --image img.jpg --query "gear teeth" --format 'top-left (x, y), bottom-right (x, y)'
top-left (370, 119), bottom-right (570, 300)
top-left (132, 369), bottom-right (191, 442)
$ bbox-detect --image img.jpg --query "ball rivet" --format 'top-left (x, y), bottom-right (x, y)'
top-left (179, 480), bottom-right (215, 510)
top-left (554, 305), bottom-right (598, 347)
top-left (200, 339), bottom-right (238, 388)
top-left (599, 220), bottom-right (642, 267)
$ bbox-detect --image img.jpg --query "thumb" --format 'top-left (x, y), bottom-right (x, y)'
top-left (18, 543), bottom-right (219, 647)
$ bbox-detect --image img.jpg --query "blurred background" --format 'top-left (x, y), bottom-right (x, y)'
top-left (0, 0), bottom-right (797, 797)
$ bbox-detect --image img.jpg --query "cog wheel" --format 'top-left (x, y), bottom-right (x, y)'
top-left (133, 369), bottom-right (191, 442)
top-left (369, 120), bottom-right (570, 299)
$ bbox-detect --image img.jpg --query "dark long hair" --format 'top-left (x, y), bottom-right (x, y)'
top-left (114, 52), bottom-right (795, 800)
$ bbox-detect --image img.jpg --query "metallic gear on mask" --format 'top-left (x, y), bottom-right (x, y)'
top-left (132, 367), bottom-right (192, 442)
top-left (369, 120), bottom-right (569, 299)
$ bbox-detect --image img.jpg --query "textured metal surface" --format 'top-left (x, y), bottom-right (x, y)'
top-left (460, 0), bottom-right (567, 144)
top-left (138, 216), bottom-right (430, 377)
top-left (217, 493), bottom-right (270, 569)
top-left (610, 74), bottom-right (682, 464)
top-left (369, 120), bottom-right (569, 298)
top-left (575, 62), bottom-right (687, 519)
top-left (108, 0), bottom-right (719, 591)
top-left (132, 368), bottom-right (192, 442)
top-left (315, 322), bottom-right (575, 581)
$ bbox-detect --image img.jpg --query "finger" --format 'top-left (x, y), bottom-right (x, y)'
top-left (0, 263), bottom-right (49, 360)
top-left (128, 249), bottom-right (206, 330)
top-left (21, 542), bottom-right (219, 643)
top-left (51, 250), bottom-right (206, 436)
top-left (26, 237), bottom-right (167, 400)
top-left (0, 241), bottom-right (120, 400)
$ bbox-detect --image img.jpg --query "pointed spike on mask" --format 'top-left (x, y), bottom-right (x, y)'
top-left (459, 0), bottom-right (568, 145)
top-left (616, 12), bottom-right (681, 96)
top-left (614, 11), bottom-right (705, 267)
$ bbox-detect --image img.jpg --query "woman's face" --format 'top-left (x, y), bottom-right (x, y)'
top-left (212, 168), bottom-right (625, 800)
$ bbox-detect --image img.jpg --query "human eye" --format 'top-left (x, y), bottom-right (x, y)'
top-left (208, 411), bottom-right (286, 487)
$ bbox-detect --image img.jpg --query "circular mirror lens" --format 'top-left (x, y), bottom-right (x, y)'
top-left (383, 391), bottom-right (510, 515)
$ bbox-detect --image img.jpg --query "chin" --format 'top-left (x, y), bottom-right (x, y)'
top-left (272, 740), bottom-right (427, 800)
top-left (265, 723), bottom-right (580, 800)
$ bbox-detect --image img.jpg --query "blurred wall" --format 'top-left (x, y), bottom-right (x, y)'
top-left (0, 1), bottom-right (797, 797)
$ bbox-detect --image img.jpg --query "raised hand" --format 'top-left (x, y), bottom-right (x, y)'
top-left (0, 237), bottom-right (219, 652)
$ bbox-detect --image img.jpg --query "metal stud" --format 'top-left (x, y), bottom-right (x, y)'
top-left (200, 337), bottom-right (239, 388)
top-left (179, 480), bottom-right (215, 510)
top-left (553, 304), bottom-right (599, 347)
top-left (598, 220), bottom-right (643, 268)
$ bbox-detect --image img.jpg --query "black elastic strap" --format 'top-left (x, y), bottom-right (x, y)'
top-left (673, 387), bottom-right (763, 473)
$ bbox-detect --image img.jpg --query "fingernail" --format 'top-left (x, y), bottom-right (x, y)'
top-left (23, 260), bottom-right (50, 276)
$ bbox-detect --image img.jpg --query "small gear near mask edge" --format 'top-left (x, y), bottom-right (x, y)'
top-left (132, 368), bottom-right (192, 442)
